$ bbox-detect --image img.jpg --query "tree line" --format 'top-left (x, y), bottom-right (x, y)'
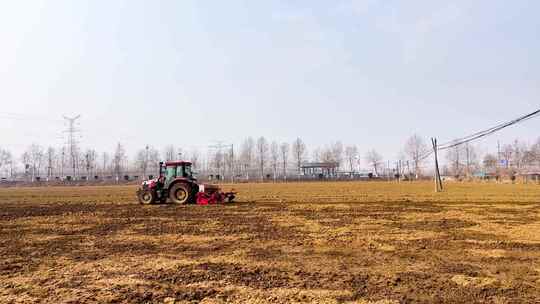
top-left (0, 135), bottom-right (538, 181)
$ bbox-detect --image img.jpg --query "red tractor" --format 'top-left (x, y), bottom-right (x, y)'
top-left (136, 161), bottom-right (235, 205)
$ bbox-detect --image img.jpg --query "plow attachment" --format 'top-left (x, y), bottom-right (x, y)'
top-left (196, 184), bottom-right (236, 205)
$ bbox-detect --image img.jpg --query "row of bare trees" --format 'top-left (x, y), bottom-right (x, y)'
top-left (209, 137), bottom-right (307, 181)
top-left (0, 136), bottom-right (430, 181)
top-left (2, 136), bottom-right (540, 181)
top-left (0, 137), bottom-right (307, 181)
top-left (0, 143), bottom-right (129, 181)
top-left (430, 138), bottom-right (540, 178)
top-left (474, 139), bottom-right (540, 177)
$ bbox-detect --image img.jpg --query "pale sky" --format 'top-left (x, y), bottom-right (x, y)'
top-left (1, 0), bottom-right (539, 161)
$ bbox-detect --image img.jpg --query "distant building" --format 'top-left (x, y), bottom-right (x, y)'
top-left (519, 171), bottom-right (540, 183)
top-left (300, 162), bottom-right (339, 178)
top-left (472, 172), bottom-right (499, 181)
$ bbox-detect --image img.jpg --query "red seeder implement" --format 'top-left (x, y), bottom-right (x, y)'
top-left (196, 190), bottom-right (236, 205)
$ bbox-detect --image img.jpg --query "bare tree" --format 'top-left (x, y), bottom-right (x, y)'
top-left (190, 149), bottom-right (200, 171)
top-left (240, 137), bottom-right (255, 180)
top-left (21, 151), bottom-right (31, 181)
top-left (512, 139), bottom-right (527, 172)
top-left (331, 141), bottom-right (344, 169)
top-left (113, 143), bottom-right (126, 180)
top-left (223, 147), bottom-right (236, 181)
top-left (78, 151), bottom-right (87, 178)
top-left (292, 138), bottom-right (306, 174)
top-left (483, 153), bottom-right (498, 173)
top-left (365, 149), bottom-right (382, 176)
top-left (136, 145), bottom-right (159, 179)
top-left (67, 144), bottom-right (80, 179)
top-left (530, 138), bottom-right (540, 169)
top-left (84, 149), bottom-right (97, 178)
top-left (135, 146), bottom-right (149, 179)
top-left (312, 147), bottom-right (322, 162)
top-left (320, 147), bottom-right (334, 163)
top-left (396, 151), bottom-right (408, 178)
top-left (210, 150), bottom-right (224, 179)
top-left (446, 145), bottom-right (465, 177)
top-left (163, 145), bottom-right (177, 161)
top-left (0, 148), bottom-right (13, 178)
top-left (500, 144), bottom-right (513, 171)
top-left (7, 151), bottom-right (13, 178)
top-left (24, 144), bottom-right (44, 181)
top-left (496, 139), bottom-right (536, 174)
top-left (521, 147), bottom-right (536, 170)
top-left (256, 137), bottom-right (268, 181)
top-left (463, 143), bottom-right (479, 177)
top-left (312, 143), bottom-right (341, 164)
top-left (148, 147), bottom-right (161, 175)
top-left (181, 150), bottom-right (190, 162)
top-left (59, 147), bottom-right (67, 177)
top-left (0, 149), bottom-right (5, 171)
top-left (404, 134), bottom-right (427, 179)
top-left (344, 145), bottom-right (359, 172)
top-left (101, 152), bottom-right (110, 176)
top-left (270, 141), bottom-right (279, 181)
top-left (45, 147), bottom-right (56, 179)
top-left (280, 142), bottom-right (289, 179)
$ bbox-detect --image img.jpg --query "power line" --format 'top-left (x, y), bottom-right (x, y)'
top-left (399, 108), bottom-right (540, 170)
top-left (409, 108), bottom-right (540, 166)
top-left (438, 108), bottom-right (540, 150)
top-left (0, 112), bottom-right (63, 123)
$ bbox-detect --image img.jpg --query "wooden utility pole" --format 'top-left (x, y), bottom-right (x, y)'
top-left (431, 138), bottom-right (443, 192)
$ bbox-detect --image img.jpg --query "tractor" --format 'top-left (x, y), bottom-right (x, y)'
top-left (136, 161), bottom-right (235, 205)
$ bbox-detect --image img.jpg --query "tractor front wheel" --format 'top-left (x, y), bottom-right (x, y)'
top-left (169, 183), bottom-right (191, 204)
top-left (138, 190), bottom-right (156, 205)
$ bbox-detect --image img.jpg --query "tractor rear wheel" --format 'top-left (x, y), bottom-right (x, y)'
top-left (169, 183), bottom-right (191, 204)
top-left (138, 190), bottom-right (156, 205)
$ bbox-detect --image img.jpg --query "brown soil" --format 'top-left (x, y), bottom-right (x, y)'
top-left (0, 182), bottom-right (539, 303)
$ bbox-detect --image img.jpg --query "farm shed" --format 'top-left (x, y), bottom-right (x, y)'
top-left (301, 162), bottom-right (339, 178)
top-left (519, 171), bottom-right (540, 183)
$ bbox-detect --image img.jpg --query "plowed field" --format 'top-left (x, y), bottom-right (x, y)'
top-left (1, 182), bottom-right (540, 303)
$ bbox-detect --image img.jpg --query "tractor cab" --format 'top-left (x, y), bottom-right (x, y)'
top-left (159, 161), bottom-right (196, 188)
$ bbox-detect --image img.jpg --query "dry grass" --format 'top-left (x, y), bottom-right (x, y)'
top-left (0, 181), bottom-right (540, 303)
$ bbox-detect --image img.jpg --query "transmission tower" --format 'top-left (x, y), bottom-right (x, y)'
top-left (63, 115), bottom-right (81, 179)
top-left (209, 141), bottom-right (235, 183)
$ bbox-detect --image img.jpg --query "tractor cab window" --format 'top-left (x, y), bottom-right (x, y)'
top-left (165, 166), bottom-right (176, 180)
top-left (184, 165), bottom-right (192, 177)
top-left (176, 166), bottom-right (185, 178)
